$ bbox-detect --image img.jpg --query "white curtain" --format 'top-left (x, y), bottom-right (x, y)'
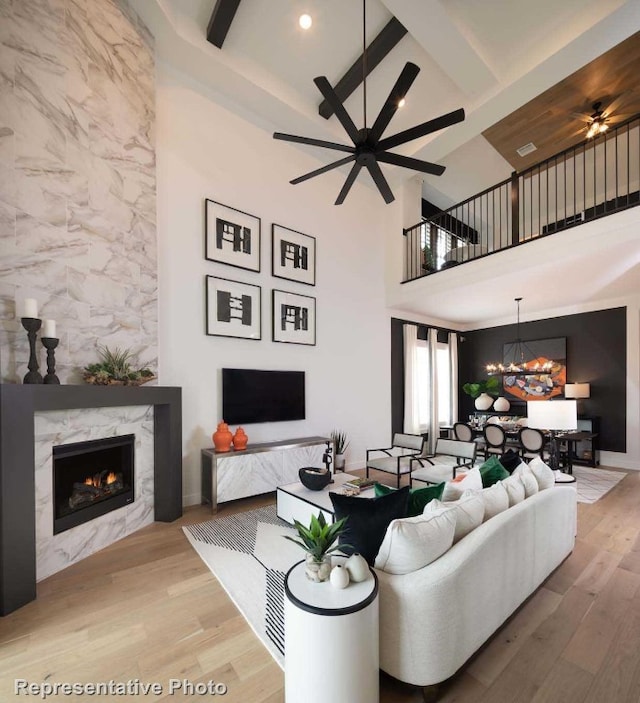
top-left (403, 324), bottom-right (422, 434)
top-left (426, 328), bottom-right (439, 453)
top-left (448, 331), bottom-right (459, 428)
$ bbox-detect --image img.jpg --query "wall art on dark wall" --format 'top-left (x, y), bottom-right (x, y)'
top-left (271, 224), bottom-right (316, 286)
top-left (272, 289), bottom-right (316, 345)
top-left (205, 199), bottom-right (261, 272)
top-left (502, 337), bottom-right (567, 401)
top-left (206, 276), bottom-right (261, 340)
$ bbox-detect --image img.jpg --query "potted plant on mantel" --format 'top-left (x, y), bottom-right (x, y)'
top-left (462, 376), bottom-right (500, 410)
top-left (283, 512), bottom-right (349, 583)
top-left (83, 345), bottom-right (155, 386)
top-left (330, 429), bottom-right (350, 471)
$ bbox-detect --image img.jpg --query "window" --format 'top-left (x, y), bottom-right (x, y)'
top-left (415, 340), bottom-right (453, 429)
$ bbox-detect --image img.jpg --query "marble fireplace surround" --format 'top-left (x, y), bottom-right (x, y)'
top-left (0, 385), bottom-right (182, 616)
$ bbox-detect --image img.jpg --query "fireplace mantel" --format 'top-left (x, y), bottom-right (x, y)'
top-left (0, 384), bottom-right (182, 615)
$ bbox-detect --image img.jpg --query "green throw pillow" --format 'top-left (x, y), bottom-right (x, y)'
top-left (374, 482), bottom-right (445, 517)
top-left (479, 456), bottom-right (510, 487)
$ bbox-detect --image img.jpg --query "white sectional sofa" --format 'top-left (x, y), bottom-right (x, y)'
top-left (375, 483), bottom-right (577, 688)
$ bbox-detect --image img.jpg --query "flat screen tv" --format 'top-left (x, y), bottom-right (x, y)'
top-left (222, 368), bottom-right (305, 424)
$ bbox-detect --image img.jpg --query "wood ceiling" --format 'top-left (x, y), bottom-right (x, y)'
top-left (482, 30), bottom-right (640, 171)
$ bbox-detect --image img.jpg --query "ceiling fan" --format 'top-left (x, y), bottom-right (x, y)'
top-left (572, 94), bottom-right (634, 139)
top-left (273, 1), bottom-right (465, 205)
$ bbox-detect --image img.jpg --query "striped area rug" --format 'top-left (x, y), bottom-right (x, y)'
top-left (183, 505), bottom-right (300, 669)
top-left (572, 465), bottom-right (627, 503)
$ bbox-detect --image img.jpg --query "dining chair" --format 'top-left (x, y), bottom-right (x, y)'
top-left (453, 422), bottom-right (473, 441)
top-left (482, 424), bottom-right (506, 459)
top-left (518, 428), bottom-right (546, 460)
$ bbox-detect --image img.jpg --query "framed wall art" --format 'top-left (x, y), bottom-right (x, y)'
top-left (271, 224), bottom-right (316, 286)
top-left (206, 275), bottom-right (261, 340)
top-left (272, 289), bottom-right (316, 346)
top-left (502, 337), bottom-right (567, 402)
top-left (205, 199), bottom-right (261, 272)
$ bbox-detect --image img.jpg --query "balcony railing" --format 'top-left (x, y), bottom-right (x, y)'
top-left (403, 114), bottom-right (640, 282)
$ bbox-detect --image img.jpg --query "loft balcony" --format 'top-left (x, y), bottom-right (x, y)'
top-left (402, 114), bottom-right (640, 282)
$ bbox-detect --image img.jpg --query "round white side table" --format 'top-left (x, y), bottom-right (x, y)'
top-left (284, 559), bottom-right (379, 703)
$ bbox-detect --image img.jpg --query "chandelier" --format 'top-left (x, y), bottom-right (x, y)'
top-left (486, 298), bottom-right (554, 376)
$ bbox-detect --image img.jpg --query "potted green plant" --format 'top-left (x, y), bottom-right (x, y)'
top-left (330, 429), bottom-right (350, 471)
top-left (284, 512), bottom-right (349, 582)
top-left (462, 376), bottom-right (501, 410)
top-left (83, 345), bottom-right (155, 386)
top-left (422, 244), bottom-right (435, 273)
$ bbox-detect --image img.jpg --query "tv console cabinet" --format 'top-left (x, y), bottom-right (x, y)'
top-left (201, 436), bottom-right (332, 511)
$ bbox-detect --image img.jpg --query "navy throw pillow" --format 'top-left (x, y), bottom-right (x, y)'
top-left (329, 486), bottom-right (410, 565)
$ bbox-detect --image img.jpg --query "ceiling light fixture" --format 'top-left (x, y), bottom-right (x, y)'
top-left (398, 98), bottom-right (406, 108)
top-left (585, 102), bottom-right (608, 139)
top-left (486, 298), bottom-right (555, 376)
top-left (274, 0), bottom-right (465, 205)
top-left (299, 13), bottom-right (312, 30)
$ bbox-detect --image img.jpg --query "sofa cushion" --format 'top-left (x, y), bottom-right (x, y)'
top-left (499, 449), bottom-right (522, 473)
top-left (480, 481), bottom-right (510, 521)
top-left (479, 456), bottom-right (510, 487)
top-left (374, 510), bottom-right (456, 574)
top-left (424, 492), bottom-right (484, 543)
top-left (501, 473), bottom-right (526, 506)
top-left (528, 456), bottom-right (555, 490)
top-left (330, 486), bottom-right (410, 565)
top-left (374, 481), bottom-right (445, 517)
top-left (512, 462), bottom-right (539, 497)
top-left (442, 467), bottom-right (483, 501)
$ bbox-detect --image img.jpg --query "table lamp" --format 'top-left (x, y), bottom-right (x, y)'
top-left (564, 383), bottom-right (590, 399)
top-left (527, 400), bottom-right (577, 470)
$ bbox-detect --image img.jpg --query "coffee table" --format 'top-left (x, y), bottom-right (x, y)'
top-left (277, 473), bottom-right (376, 525)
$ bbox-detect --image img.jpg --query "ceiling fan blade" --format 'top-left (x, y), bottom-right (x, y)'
top-left (603, 90), bottom-right (633, 117)
top-left (290, 154), bottom-right (356, 185)
top-left (369, 62), bottom-right (420, 143)
top-left (335, 162), bottom-right (364, 205)
top-left (569, 112), bottom-right (593, 123)
top-left (273, 132), bottom-right (355, 153)
top-left (376, 151), bottom-right (445, 176)
top-left (365, 159), bottom-right (395, 204)
top-left (313, 76), bottom-right (361, 144)
top-left (378, 107), bottom-right (466, 151)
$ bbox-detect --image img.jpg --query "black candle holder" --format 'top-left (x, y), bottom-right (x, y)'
top-left (21, 317), bottom-right (43, 384)
top-left (41, 337), bottom-right (60, 384)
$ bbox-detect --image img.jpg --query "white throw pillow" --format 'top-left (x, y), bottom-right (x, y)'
top-left (501, 474), bottom-right (526, 507)
top-left (425, 493), bottom-right (485, 543)
top-left (480, 482), bottom-right (510, 521)
top-left (374, 510), bottom-right (456, 575)
top-left (528, 456), bottom-right (555, 490)
top-left (513, 462), bottom-right (539, 497)
top-left (441, 466), bottom-right (483, 502)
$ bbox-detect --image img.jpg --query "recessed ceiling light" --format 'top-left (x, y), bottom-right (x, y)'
top-left (299, 14), bottom-right (312, 30)
top-left (398, 98), bottom-right (406, 108)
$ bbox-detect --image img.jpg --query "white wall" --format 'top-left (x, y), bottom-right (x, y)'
top-left (156, 64), bottom-right (394, 505)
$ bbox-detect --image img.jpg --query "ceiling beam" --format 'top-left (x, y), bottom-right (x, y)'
top-left (319, 17), bottom-right (407, 120)
top-left (207, 0), bottom-right (242, 49)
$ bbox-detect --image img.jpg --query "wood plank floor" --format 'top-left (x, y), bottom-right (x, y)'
top-left (1, 467), bottom-right (639, 702)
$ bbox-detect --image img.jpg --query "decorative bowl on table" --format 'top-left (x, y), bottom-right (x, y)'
top-left (299, 467), bottom-right (332, 491)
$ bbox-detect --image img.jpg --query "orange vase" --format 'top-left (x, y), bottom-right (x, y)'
top-left (232, 426), bottom-right (248, 450)
top-left (212, 421), bottom-right (233, 452)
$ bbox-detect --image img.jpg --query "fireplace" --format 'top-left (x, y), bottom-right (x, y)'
top-left (53, 434), bottom-right (135, 535)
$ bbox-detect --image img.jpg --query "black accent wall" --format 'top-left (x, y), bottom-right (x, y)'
top-left (458, 307), bottom-right (627, 452)
top-left (391, 308), bottom-right (626, 453)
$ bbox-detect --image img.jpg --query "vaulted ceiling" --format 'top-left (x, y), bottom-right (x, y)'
top-left (131, 0), bottom-right (640, 209)
top-left (129, 0), bottom-right (640, 325)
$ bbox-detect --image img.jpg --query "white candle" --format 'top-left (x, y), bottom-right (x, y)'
top-left (23, 298), bottom-right (38, 318)
top-left (42, 319), bottom-right (56, 338)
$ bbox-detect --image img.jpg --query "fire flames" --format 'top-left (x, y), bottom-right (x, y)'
top-left (83, 472), bottom-right (118, 488)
